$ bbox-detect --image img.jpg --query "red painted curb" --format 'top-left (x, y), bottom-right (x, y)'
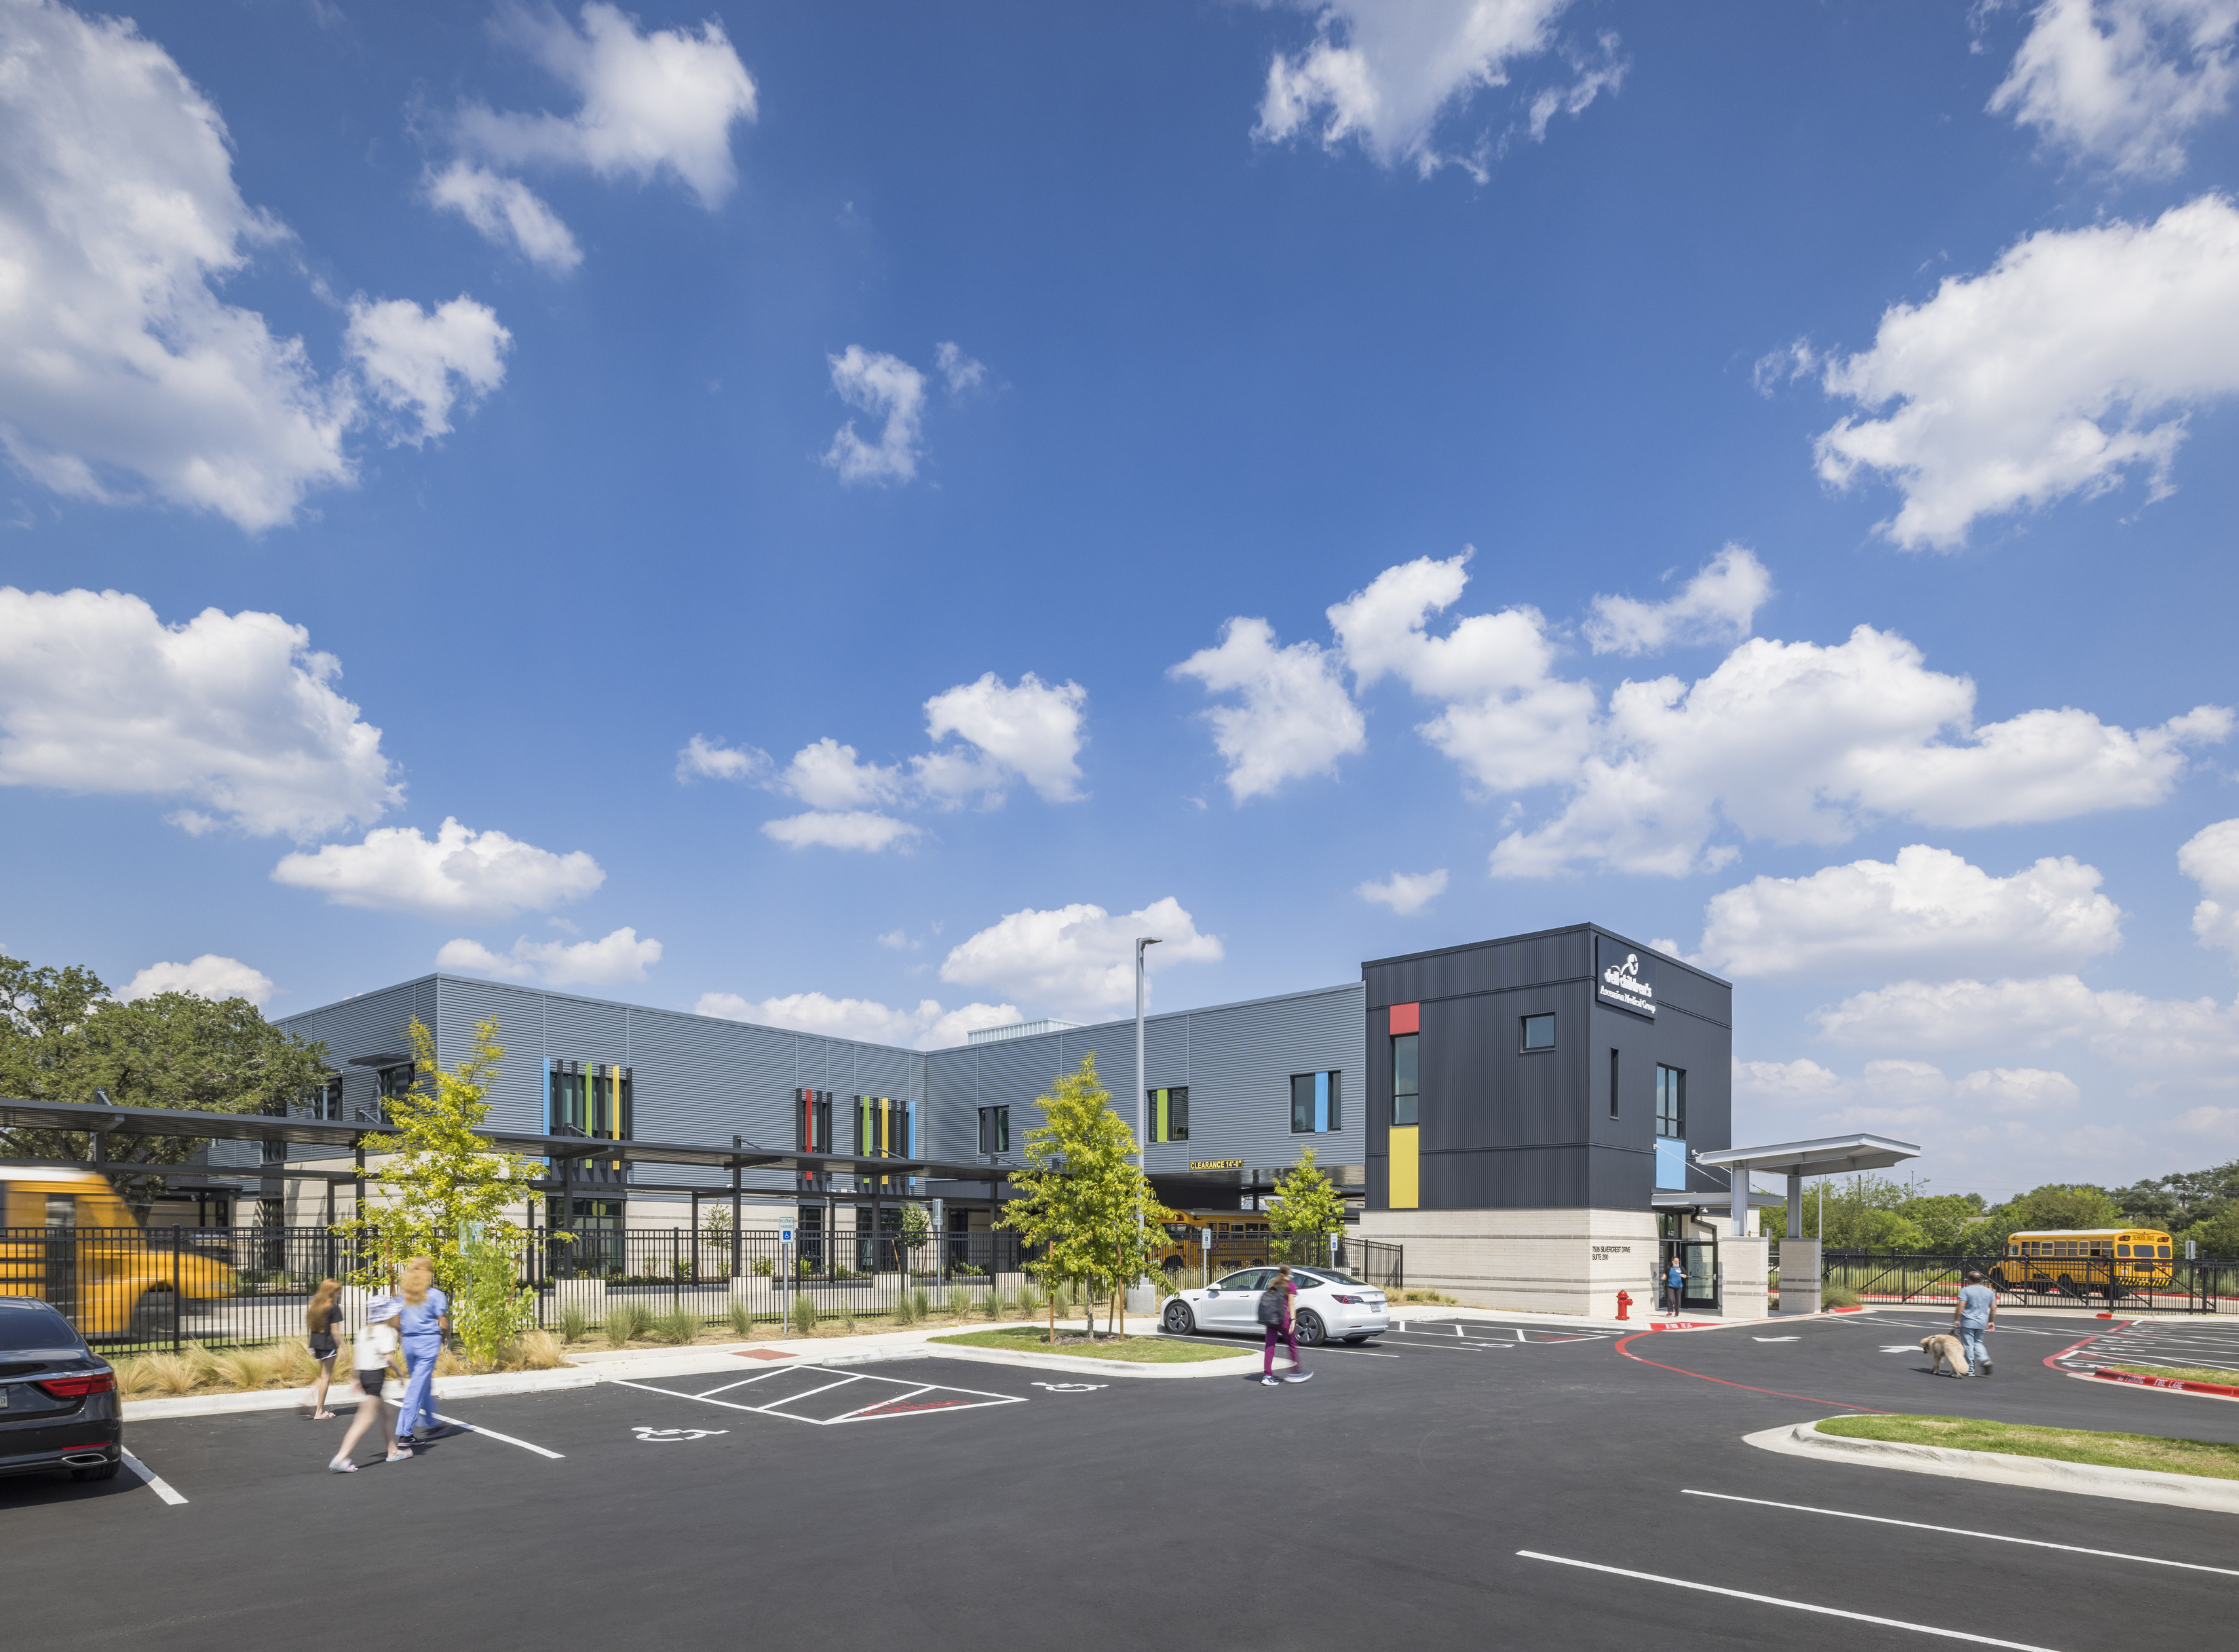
top-left (2092, 1368), bottom-right (2239, 1400)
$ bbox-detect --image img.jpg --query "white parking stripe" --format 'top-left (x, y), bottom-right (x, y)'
top-left (1680, 1491), bottom-right (2239, 1577)
top-left (121, 1451), bottom-right (187, 1505)
top-left (613, 1372), bottom-right (1027, 1427)
top-left (757, 1374), bottom-right (865, 1410)
top-left (1516, 1552), bottom-right (2063, 1649)
top-left (432, 1414), bottom-right (564, 1459)
top-left (828, 1384), bottom-right (935, 1421)
top-left (692, 1370), bottom-right (801, 1398)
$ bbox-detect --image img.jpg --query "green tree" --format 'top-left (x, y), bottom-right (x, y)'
top-left (2004, 1183), bottom-right (2123, 1235)
top-left (1898, 1192), bottom-right (1986, 1252)
top-left (2187, 1206), bottom-right (2239, 1259)
top-left (898, 1202), bottom-right (931, 1275)
top-left (0, 953), bottom-right (330, 1212)
top-left (1268, 1146), bottom-right (1346, 1264)
top-left (996, 1054), bottom-right (1166, 1342)
top-left (336, 1016), bottom-right (542, 1363)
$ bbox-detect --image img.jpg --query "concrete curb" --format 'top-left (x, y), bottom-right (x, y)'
top-left (1744, 1418), bottom-right (2239, 1514)
top-left (2061, 1368), bottom-right (2239, 1404)
top-left (120, 1320), bottom-right (1072, 1421)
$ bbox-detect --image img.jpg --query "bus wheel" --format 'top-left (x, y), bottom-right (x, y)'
top-left (2055, 1273), bottom-right (2076, 1296)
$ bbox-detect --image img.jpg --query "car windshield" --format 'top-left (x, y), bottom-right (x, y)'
top-left (0, 1303), bottom-right (82, 1352)
top-left (1297, 1269), bottom-right (1369, 1288)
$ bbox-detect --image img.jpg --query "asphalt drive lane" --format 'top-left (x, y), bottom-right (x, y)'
top-left (9, 1330), bottom-right (2237, 1652)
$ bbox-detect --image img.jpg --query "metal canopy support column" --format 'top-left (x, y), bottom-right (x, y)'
top-left (730, 1144), bottom-right (742, 1280)
top-left (1788, 1169), bottom-right (1803, 1240)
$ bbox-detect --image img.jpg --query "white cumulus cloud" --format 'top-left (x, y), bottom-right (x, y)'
top-left (343, 296), bottom-right (510, 444)
top-left (922, 673), bottom-right (1087, 804)
top-left (1170, 617), bottom-right (1366, 803)
top-left (760, 811), bottom-right (921, 852)
top-left (935, 341), bottom-right (986, 393)
top-left (1254, 0), bottom-right (1618, 178)
top-left (1329, 550), bottom-right (1598, 794)
top-left (0, 586), bottom-right (400, 838)
top-left (1991, 0), bottom-right (2239, 176)
top-left (455, 2), bottom-right (756, 206)
top-left (1356, 868), bottom-right (1449, 915)
top-left (822, 345), bottom-right (927, 486)
top-left (0, 1), bottom-right (505, 531)
top-left (938, 897), bottom-right (1223, 1020)
top-left (695, 990), bottom-right (1021, 1050)
top-left (780, 738), bottom-right (905, 810)
top-left (1735, 1054), bottom-right (2081, 1138)
top-left (272, 817), bottom-right (604, 917)
top-left (1699, 845), bottom-right (2124, 980)
top-left (1813, 194), bottom-right (2239, 550)
top-left (2181, 817), bottom-right (2239, 953)
top-left (439, 925), bottom-right (660, 987)
top-left (424, 161), bottom-right (583, 271)
top-left (1489, 626), bottom-right (2227, 877)
top-left (675, 734), bottom-right (769, 783)
top-left (1584, 545), bottom-right (1772, 656)
top-left (120, 954), bottom-right (275, 1006)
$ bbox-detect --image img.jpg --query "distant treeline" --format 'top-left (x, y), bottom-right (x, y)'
top-left (1761, 1162), bottom-right (2239, 1259)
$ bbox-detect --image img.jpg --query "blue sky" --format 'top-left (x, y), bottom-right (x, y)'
top-left (5, 0), bottom-right (2239, 1202)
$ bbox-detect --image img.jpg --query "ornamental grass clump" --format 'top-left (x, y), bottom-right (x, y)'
top-left (790, 1293), bottom-right (818, 1337)
top-left (605, 1301), bottom-right (653, 1347)
top-left (650, 1307), bottom-right (700, 1345)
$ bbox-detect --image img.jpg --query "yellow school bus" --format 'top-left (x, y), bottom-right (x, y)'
top-left (1992, 1227), bottom-right (2174, 1297)
top-left (0, 1168), bottom-right (237, 1337)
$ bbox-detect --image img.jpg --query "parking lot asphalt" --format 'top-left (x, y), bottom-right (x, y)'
top-left (9, 1313), bottom-right (2238, 1652)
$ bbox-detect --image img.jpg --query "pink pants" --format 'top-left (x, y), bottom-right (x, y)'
top-left (1264, 1322), bottom-right (1299, 1373)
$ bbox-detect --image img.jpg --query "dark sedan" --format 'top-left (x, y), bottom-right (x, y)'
top-left (0, 1296), bottom-right (121, 1483)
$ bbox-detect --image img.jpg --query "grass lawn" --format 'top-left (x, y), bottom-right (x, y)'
top-left (1818, 1415), bottom-right (2239, 1480)
top-left (930, 1327), bottom-right (1245, 1363)
top-left (2102, 1364), bottom-right (2239, 1387)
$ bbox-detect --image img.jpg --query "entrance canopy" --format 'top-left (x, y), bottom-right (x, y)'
top-left (1694, 1132), bottom-right (1921, 1180)
top-left (1693, 1132), bottom-right (1921, 1237)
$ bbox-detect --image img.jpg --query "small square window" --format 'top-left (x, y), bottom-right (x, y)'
top-left (1521, 1014), bottom-right (1555, 1050)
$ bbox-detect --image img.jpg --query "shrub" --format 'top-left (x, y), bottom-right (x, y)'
top-left (911, 1287), bottom-right (931, 1322)
top-left (729, 1301), bottom-right (756, 1339)
top-left (650, 1307), bottom-right (700, 1345)
top-left (1015, 1284), bottom-right (1040, 1317)
top-left (945, 1287), bottom-right (971, 1320)
top-left (605, 1301), bottom-right (653, 1347)
top-left (790, 1294), bottom-right (817, 1337)
top-left (986, 1290), bottom-right (1010, 1320)
top-left (558, 1303), bottom-right (591, 1344)
top-left (1822, 1282), bottom-right (1862, 1309)
top-left (894, 1292), bottom-right (917, 1327)
top-left (841, 1306), bottom-right (858, 1335)
top-left (752, 1257), bottom-right (773, 1278)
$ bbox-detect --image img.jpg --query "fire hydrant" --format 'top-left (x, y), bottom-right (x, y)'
top-left (1615, 1290), bottom-right (1632, 1322)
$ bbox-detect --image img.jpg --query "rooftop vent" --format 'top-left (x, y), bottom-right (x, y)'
top-left (966, 1018), bottom-right (1083, 1046)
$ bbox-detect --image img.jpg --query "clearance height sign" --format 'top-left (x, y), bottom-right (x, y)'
top-left (1595, 936), bottom-right (1656, 1019)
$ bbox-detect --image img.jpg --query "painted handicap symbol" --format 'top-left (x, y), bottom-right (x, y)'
top-left (1029, 1381), bottom-right (1107, 1392)
top-left (633, 1425), bottom-right (729, 1442)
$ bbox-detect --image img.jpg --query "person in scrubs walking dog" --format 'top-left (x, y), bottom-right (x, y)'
top-left (394, 1256), bottom-right (451, 1451)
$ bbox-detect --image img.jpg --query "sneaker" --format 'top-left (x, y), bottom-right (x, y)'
top-left (1981, 1360), bottom-right (1993, 1376)
top-left (1283, 1370), bottom-right (1314, 1383)
top-left (1261, 1375), bottom-right (1280, 1386)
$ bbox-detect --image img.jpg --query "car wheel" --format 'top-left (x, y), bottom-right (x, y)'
top-left (1163, 1301), bottom-right (1196, 1336)
top-left (1294, 1309), bottom-right (1326, 1347)
top-left (71, 1461), bottom-right (121, 1482)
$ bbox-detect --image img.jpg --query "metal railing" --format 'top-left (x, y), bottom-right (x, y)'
top-left (1822, 1250), bottom-right (2239, 1313)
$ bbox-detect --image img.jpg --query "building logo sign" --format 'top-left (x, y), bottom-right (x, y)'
top-left (1596, 935), bottom-right (1657, 1019)
top-left (1188, 1158), bottom-right (1244, 1170)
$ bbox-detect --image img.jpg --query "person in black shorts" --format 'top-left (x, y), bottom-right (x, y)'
top-left (305, 1278), bottom-right (344, 1419)
top-left (330, 1285), bottom-right (408, 1472)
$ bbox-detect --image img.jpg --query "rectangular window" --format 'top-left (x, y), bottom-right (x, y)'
top-left (796, 1088), bottom-right (831, 1153)
top-left (1609, 1050), bottom-right (1620, 1119)
top-left (1290, 1072), bottom-right (1341, 1133)
top-left (978, 1105), bottom-right (1009, 1155)
top-left (855, 1096), bottom-right (911, 1159)
top-left (1522, 1014), bottom-right (1556, 1050)
top-left (1392, 1033), bottom-right (1418, 1126)
top-left (1655, 1064), bottom-right (1685, 1139)
top-left (550, 1060), bottom-right (634, 1140)
top-left (1148, 1087), bottom-right (1189, 1143)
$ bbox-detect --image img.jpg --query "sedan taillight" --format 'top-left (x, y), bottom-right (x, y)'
top-left (35, 1372), bottom-right (115, 1400)
top-left (1331, 1293), bottom-right (1364, 1304)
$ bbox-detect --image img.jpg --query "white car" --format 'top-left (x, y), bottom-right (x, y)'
top-left (1161, 1265), bottom-right (1390, 1346)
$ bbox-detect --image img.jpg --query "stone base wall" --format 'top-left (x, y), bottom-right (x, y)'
top-left (1776, 1237), bottom-right (1822, 1315)
top-left (1355, 1208), bottom-right (1661, 1316)
top-left (1719, 1235), bottom-right (1769, 1320)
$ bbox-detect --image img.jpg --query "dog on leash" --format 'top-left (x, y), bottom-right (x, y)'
top-left (1921, 1333), bottom-right (1970, 1377)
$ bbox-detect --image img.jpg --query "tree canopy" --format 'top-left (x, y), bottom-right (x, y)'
top-left (1268, 1146), bottom-right (1346, 1261)
top-left (0, 952), bottom-right (330, 1209)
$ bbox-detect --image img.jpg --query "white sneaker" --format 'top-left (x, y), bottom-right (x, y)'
top-left (1283, 1370), bottom-right (1313, 1383)
top-left (1260, 1375), bottom-right (1279, 1386)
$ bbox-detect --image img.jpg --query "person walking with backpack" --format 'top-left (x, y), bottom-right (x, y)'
top-left (1259, 1264), bottom-right (1311, 1387)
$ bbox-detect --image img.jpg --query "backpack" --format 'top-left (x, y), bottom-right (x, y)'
top-left (1257, 1284), bottom-right (1286, 1326)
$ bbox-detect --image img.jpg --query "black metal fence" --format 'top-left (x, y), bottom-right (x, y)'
top-left (1183, 1232), bottom-right (1402, 1289)
top-left (1822, 1250), bottom-right (2239, 1314)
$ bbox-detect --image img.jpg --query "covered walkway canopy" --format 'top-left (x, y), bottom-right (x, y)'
top-left (1693, 1132), bottom-right (1921, 1237)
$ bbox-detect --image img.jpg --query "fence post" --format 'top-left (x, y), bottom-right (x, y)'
top-left (672, 1227), bottom-right (681, 1311)
top-left (172, 1224), bottom-right (183, 1354)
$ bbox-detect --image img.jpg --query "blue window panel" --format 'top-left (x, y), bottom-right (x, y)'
top-left (1655, 1137), bottom-right (1687, 1191)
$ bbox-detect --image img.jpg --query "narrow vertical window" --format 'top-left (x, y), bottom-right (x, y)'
top-left (978, 1104), bottom-right (1010, 1155)
top-left (1391, 1035), bottom-right (1418, 1126)
top-left (1609, 1050), bottom-right (1620, 1119)
top-left (1655, 1066), bottom-right (1685, 1138)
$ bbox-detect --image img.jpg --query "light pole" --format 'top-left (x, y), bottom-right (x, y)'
top-left (1134, 935), bottom-right (1161, 1308)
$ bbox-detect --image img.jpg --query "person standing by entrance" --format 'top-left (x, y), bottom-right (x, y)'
top-left (1953, 1269), bottom-right (1997, 1377)
top-left (394, 1256), bottom-right (451, 1451)
top-left (1664, 1253), bottom-right (1685, 1313)
top-left (1259, 1265), bottom-right (1311, 1386)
